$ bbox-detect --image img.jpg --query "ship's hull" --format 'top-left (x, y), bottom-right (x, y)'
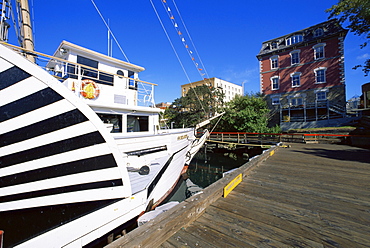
top-left (0, 44), bottom-right (203, 247)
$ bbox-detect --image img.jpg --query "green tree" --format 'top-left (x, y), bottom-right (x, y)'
top-left (216, 93), bottom-right (280, 133)
top-left (327, 0), bottom-right (370, 75)
top-left (164, 85), bottom-right (224, 128)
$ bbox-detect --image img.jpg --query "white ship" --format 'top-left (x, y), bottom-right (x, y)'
top-left (0, 1), bottom-right (212, 247)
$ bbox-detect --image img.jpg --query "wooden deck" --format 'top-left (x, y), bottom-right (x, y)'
top-left (159, 143), bottom-right (370, 247)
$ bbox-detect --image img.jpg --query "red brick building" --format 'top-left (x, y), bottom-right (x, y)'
top-left (257, 20), bottom-right (348, 127)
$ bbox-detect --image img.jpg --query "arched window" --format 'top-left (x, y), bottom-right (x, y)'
top-left (286, 34), bottom-right (303, 46)
top-left (314, 28), bottom-right (324, 37)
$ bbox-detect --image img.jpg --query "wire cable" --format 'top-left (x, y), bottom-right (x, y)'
top-left (90, 0), bottom-right (130, 62)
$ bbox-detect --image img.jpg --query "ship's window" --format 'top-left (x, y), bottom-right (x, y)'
top-left (77, 55), bottom-right (98, 78)
top-left (128, 71), bottom-right (137, 90)
top-left (99, 72), bottom-right (114, 84)
top-left (98, 114), bottom-right (122, 133)
top-left (117, 70), bottom-right (124, 78)
top-left (127, 115), bottom-right (149, 132)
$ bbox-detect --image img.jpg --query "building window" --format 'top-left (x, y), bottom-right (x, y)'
top-left (286, 34), bottom-right (303, 46)
top-left (313, 43), bottom-right (326, 60)
top-left (316, 91), bottom-right (327, 101)
top-left (291, 97), bottom-right (303, 106)
top-left (270, 55), bottom-right (279, 69)
top-left (291, 72), bottom-right (301, 87)
top-left (314, 67), bottom-right (327, 83)
top-left (271, 42), bottom-right (278, 49)
top-left (272, 96), bottom-right (280, 105)
top-left (314, 28), bottom-right (324, 37)
top-left (270, 76), bottom-right (279, 90)
top-left (290, 50), bottom-right (300, 65)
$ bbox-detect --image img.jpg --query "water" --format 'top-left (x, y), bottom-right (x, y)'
top-left (168, 144), bottom-right (265, 202)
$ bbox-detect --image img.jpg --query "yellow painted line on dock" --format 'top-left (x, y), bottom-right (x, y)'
top-left (223, 173), bottom-right (242, 197)
top-left (270, 150), bottom-right (275, 156)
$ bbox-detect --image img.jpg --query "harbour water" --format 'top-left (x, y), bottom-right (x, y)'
top-left (168, 144), bottom-right (265, 202)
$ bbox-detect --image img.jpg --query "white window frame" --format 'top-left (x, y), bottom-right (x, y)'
top-left (290, 72), bottom-right (301, 87)
top-left (313, 43), bottom-right (326, 60)
top-left (270, 55), bottom-right (279, 70)
top-left (270, 76), bottom-right (279, 90)
top-left (271, 96), bottom-right (280, 105)
top-left (290, 50), bottom-right (301, 65)
top-left (314, 67), bottom-right (327, 84)
top-left (316, 91), bottom-right (327, 101)
top-left (291, 97), bottom-right (303, 106)
top-left (286, 34), bottom-right (303, 46)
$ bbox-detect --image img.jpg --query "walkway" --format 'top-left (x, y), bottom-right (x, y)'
top-left (160, 143), bottom-right (370, 247)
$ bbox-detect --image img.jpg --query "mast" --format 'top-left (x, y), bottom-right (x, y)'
top-left (17, 0), bottom-right (35, 62)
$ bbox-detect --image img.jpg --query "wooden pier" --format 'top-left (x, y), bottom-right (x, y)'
top-left (107, 143), bottom-right (370, 248)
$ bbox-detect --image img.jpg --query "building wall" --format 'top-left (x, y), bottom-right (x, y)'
top-left (257, 20), bottom-right (348, 126)
top-left (259, 36), bottom-right (344, 96)
top-left (181, 77), bottom-right (242, 102)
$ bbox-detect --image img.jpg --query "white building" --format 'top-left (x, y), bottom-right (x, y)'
top-left (181, 77), bottom-right (243, 102)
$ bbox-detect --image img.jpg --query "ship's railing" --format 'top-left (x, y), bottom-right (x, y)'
top-left (0, 42), bottom-right (157, 107)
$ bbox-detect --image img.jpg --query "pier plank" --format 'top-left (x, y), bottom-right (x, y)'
top-left (160, 143), bottom-right (370, 248)
top-left (222, 190), bottom-right (369, 247)
top-left (109, 143), bottom-right (370, 248)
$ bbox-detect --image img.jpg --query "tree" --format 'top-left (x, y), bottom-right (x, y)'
top-left (164, 85), bottom-right (224, 128)
top-left (216, 93), bottom-right (280, 133)
top-left (327, 0), bottom-right (370, 75)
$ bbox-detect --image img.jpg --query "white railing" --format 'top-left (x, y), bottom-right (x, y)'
top-left (1, 42), bottom-right (157, 107)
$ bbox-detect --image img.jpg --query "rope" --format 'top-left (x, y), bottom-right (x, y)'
top-left (90, 0), bottom-right (130, 62)
top-left (170, 0), bottom-right (210, 79)
top-left (210, 113), bottom-right (223, 133)
top-left (150, 0), bottom-right (207, 115)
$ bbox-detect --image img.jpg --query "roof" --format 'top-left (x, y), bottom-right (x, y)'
top-left (53, 40), bottom-right (145, 72)
top-left (256, 19), bottom-right (348, 58)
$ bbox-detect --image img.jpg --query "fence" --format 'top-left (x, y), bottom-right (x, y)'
top-left (208, 132), bottom-right (369, 145)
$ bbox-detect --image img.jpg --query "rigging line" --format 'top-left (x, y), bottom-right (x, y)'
top-left (171, 0), bottom-right (209, 79)
top-left (149, 0), bottom-right (191, 84)
top-left (161, 1), bottom-right (206, 81)
top-left (90, 0), bottom-right (130, 62)
top-left (150, 0), bottom-right (207, 115)
top-left (30, 0), bottom-right (36, 50)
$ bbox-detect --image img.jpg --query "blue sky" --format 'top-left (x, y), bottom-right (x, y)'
top-left (7, 0), bottom-right (369, 103)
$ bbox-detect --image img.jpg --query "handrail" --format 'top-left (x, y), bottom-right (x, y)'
top-left (0, 41), bottom-right (157, 86)
top-left (209, 131), bottom-right (370, 138)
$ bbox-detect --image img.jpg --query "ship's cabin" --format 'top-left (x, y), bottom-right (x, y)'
top-left (46, 41), bottom-right (161, 135)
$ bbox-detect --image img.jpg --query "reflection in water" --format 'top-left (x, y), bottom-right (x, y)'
top-left (168, 145), bottom-right (261, 203)
top-left (187, 147), bottom-right (248, 188)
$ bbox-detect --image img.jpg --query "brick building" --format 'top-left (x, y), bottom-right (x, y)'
top-left (256, 20), bottom-right (348, 127)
